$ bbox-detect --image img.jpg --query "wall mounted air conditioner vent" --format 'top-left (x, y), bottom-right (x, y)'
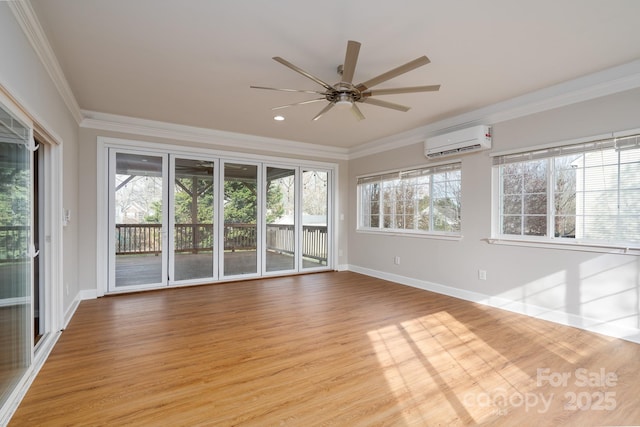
top-left (425, 125), bottom-right (492, 159)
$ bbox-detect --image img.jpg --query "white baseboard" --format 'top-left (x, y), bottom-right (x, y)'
top-left (347, 264), bottom-right (640, 345)
top-left (80, 289), bottom-right (98, 300)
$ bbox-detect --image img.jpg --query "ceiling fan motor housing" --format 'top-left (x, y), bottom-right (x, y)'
top-left (328, 83), bottom-right (361, 105)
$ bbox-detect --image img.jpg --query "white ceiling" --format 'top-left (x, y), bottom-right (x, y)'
top-left (30, 0), bottom-right (640, 149)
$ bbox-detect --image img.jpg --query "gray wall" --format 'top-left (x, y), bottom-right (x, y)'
top-left (348, 88), bottom-right (640, 341)
top-left (0, 3), bottom-right (79, 316)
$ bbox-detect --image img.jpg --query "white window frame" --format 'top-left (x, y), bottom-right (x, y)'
top-left (490, 129), bottom-right (640, 255)
top-left (356, 161), bottom-right (463, 240)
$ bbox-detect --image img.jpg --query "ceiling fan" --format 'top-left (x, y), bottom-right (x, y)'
top-left (250, 40), bottom-right (440, 121)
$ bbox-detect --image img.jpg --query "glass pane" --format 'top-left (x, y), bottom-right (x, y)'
top-left (266, 167), bottom-right (295, 272)
top-left (554, 158), bottom-right (577, 194)
top-left (432, 171), bottom-right (461, 232)
top-left (620, 163), bottom-right (640, 189)
top-left (302, 170), bottom-right (328, 269)
top-left (33, 147), bottom-right (44, 345)
top-left (582, 191), bottom-right (617, 215)
top-left (405, 214), bottom-right (415, 229)
top-left (620, 189), bottom-right (640, 215)
top-left (620, 148), bottom-right (640, 164)
top-left (0, 135), bottom-right (32, 407)
top-left (173, 158), bottom-right (214, 281)
top-left (358, 185), bottom-right (371, 228)
top-left (523, 160), bottom-right (547, 192)
top-left (503, 163), bottom-right (523, 175)
top-left (502, 215), bottom-right (521, 235)
top-left (555, 191), bottom-right (575, 216)
top-left (524, 215), bottom-right (547, 236)
top-left (618, 216), bottom-right (640, 243)
top-left (418, 212), bottom-right (430, 231)
top-left (583, 164), bottom-right (618, 191)
top-left (555, 215), bottom-right (576, 238)
top-left (114, 153), bottom-right (164, 287)
top-left (417, 179), bottom-right (431, 231)
top-left (502, 173), bottom-right (522, 195)
top-left (584, 149), bottom-right (617, 167)
top-left (502, 195), bottom-right (522, 215)
top-left (524, 194), bottom-right (547, 215)
top-left (581, 215), bottom-right (618, 241)
top-left (224, 163), bottom-right (257, 276)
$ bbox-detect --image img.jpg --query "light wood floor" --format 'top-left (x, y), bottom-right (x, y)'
top-left (10, 272), bottom-right (640, 426)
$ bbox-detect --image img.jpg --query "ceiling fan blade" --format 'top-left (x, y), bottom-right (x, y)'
top-left (312, 103), bottom-right (335, 121)
top-left (341, 40), bottom-right (361, 84)
top-left (360, 97), bottom-right (411, 112)
top-left (362, 85), bottom-right (440, 96)
top-left (250, 85), bottom-right (327, 95)
top-left (272, 98), bottom-right (326, 110)
top-left (351, 103), bottom-right (365, 121)
top-left (356, 56), bottom-right (431, 91)
top-left (273, 57), bottom-right (335, 91)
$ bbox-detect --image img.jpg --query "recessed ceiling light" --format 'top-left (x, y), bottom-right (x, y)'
top-left (274, 115), bottom-right (285, 121)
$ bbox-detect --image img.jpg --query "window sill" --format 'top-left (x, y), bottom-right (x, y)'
top-left (357, 228), bottom-right (463, 241)
top-left (485, 237), bottom-right (640, 255)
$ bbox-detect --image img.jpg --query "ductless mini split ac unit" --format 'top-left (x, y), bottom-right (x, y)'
top-left (424, 125), bottom-right (492, 159)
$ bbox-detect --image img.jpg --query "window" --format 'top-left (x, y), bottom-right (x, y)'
top-left (492, 133), bottom-right (640, 247)
top-left (357, 162), bottom-right (461, 235)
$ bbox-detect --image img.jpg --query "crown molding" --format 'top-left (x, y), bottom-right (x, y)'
top-left (80, 110), bottom-right (350, 161)
top-left (348, 59), bottom-right (640, 159)
top-left (8, 0), bottom-right (83, 124)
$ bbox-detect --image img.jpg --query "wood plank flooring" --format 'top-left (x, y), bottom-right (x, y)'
top-left (10, 272), bottom-right (640, 426)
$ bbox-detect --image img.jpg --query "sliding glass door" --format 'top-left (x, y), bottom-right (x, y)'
top-left (264, 166), bottom-right (296, 273)
top-left (170, 157), bottom-right (216, 283)
top-left (110, 151), bottom-right (168, 290)
top-left (302, 170), bottom-right (329, 270)
top-left (106, 144), bottom-right (333, 291)
top-left (0, 109), bottom-right (32, 409)
top-left (222, 162), bottom-right (259, 277)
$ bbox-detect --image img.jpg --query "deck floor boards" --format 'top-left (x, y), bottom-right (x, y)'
top-left (115, 251), bottom-right (326, 287)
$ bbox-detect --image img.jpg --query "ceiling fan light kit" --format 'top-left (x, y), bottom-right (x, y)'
top-left (250, 40), bottom-right (440, 121)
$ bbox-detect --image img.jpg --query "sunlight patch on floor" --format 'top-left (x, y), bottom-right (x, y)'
top-left (367, 311), bottom-right (536, 424)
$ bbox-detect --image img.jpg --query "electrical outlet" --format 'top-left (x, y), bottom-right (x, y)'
top-left (394, 256), bottom-right (400, 265)
top-left (478, 270), bottom-right (487, 280)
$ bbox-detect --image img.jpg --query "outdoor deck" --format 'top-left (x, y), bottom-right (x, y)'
top-left (115, 251), bottom-right (326, 287)
top-left (0, 224), bottom-right (329, 289)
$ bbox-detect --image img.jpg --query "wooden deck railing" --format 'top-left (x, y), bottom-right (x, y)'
top-left (115, 223), bottom-right (328, 261)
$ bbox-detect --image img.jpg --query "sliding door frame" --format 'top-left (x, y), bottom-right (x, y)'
top-left (97, 137), bottom-right (337, 295)
top-left (300, 167), bottom-right (333, 273)
top-left (107, 148), bottom-right (169, 292)
top-left (0, 88), bottom-right (64, 425)
top-left (169, 154), bottom-right (219, 286)
top-left (261, 163), bottom-right (299, 277)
